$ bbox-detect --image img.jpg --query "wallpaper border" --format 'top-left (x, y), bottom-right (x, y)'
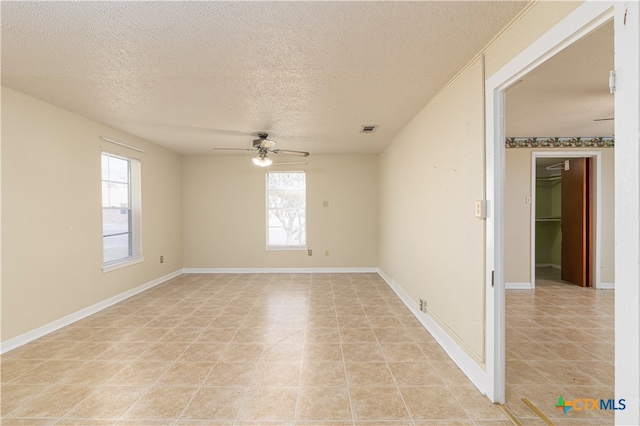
top-left (506, 137), bottom-right (614, 148)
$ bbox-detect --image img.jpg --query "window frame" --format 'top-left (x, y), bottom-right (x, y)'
top-left (101, 151), bottom-right (143, 272)
top-left (265, 171), bottom-right (308, 251)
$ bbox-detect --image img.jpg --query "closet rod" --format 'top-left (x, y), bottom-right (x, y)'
top-left (545, 160), bottom-right (568, 171)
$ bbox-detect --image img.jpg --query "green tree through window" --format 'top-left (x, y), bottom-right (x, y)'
top-left (266, 172), bottom-right (306, 247)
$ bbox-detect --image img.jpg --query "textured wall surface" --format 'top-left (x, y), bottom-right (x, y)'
top-left (182, 154), bottom-right (378, 269)
top-left (1, 88), bottom-right (183, 341)
top-left (379, 59), bottom-right (486, 362)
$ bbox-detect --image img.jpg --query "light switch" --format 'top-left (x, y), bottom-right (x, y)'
top-left (475, 200), bottom-right (487, 219)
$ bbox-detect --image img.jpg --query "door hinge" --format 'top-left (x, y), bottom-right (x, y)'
top-left (609, 70), bottom-right (616, 94)
top-left (491, 270), bottom-right (495, 287)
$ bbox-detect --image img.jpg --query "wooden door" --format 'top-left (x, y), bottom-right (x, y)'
top-left (561, 158), bottom-right (591, 287)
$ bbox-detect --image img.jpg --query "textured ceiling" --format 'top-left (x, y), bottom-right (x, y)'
top-left (506, 21), bottom-right (614, 138)
top-left (2, 1), bottom-right (528, 155)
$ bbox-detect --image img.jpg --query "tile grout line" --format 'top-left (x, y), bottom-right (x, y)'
top-left (4, 271), bottom-right (612, 425)
top-left (10, 303), bottom-right (177, 423)
top-left (4, 327), bottom-right (118, 419)
top-left (117, 278), bottom-right (233, 424)
top-left (335, 277), bottom-right (357, 426)
top-left (232, 275), bottom-right (297, 425)
top-left (230, 276), bottom-right (269, 426)
top-left (106, 280), bottom-right (193, 423)
top-left (176, 278), bottom-right (254, 424)
top-left (52, 280), bottom-right (168, 423)
top-left (421, 345), bottom-right (476, 424)
top-left (292, 276), bottom-right (311, 424)
top-left (58, 298), bottom-right (157, 424)
top-left (364, 290), bottom-right (416, 426)
top-left (502, 268), bottom-right (614, 423)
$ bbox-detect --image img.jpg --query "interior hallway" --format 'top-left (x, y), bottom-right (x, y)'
top-left (1, 273), bottom-right (511, 425)
top-left (504, 267), bottom-right (614, 425)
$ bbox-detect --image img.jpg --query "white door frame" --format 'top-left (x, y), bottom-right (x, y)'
top-left (612, 2), bottom-right (640, 425)
top-left (484, 3), bottom-right (640, 421)
top-left (530, 151), bottom-right (603, 290)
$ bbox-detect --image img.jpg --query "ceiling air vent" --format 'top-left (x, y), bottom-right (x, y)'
top-left (360, 125), bottom-right (378, 133)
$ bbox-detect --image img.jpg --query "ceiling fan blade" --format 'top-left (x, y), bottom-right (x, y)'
top-left (270, 161), bottom-right (308, 165)
top-left (212, 148), bottom-right (256, 152)
top-left (593, 117), bottom-right (614, 121)
top-left (272, 149), bottom-right (310, 157)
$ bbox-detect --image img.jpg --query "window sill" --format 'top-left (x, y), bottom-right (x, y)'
top-left (265, 246), bottom-right (309, 251)
top-left (102, 256), bottom-right (144, 273)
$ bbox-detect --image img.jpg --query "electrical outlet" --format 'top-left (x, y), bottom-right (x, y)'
top-left (308, 249), bottom-right (312, 256)
top-left (419, 299), bottom-right (427, 313)
top-left (160, 255), bottom-right (164, 263)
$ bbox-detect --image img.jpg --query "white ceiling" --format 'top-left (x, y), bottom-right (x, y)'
top-left (2, 1), bottom-right (529, 155)
top-left (506, 21), bottom-right (614, 138)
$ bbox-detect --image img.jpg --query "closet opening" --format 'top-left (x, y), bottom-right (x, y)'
top-left (531, 152), bottom-right (603, 289)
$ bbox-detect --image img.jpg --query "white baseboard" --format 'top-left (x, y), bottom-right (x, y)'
top-left (376, 269), bottom-right (487, 395)
top-left (0, 269), bottom-right (183, 354)
top-left (182, 267), bottom-right (378, 274)
top-left (535, 263), bottom-right (560, 269)
top-left (600, 282), bottom-right (615, 290)
top-left (505, 282), bottom-right (534, 290)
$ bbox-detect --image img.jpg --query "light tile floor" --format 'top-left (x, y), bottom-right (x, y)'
top-left (504, 267), bottom-right (614, 425)
top-left (1, 273), bottom-right (510, 425)
top-left (1, 271), bottom-right (614, 425)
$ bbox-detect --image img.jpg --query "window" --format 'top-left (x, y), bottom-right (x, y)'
top-left (101, 152), bottom-right (142, 271)
top-left (266, 171), bottom-right (306, 248)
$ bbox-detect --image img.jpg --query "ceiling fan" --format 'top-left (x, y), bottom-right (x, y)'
top-left (212, 133), bottom-right (310, 167)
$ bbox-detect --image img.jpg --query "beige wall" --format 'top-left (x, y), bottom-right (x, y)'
top-left (1, 87), bottom-right (183, 341)
top-left (182, 154), bottom-right (378, 268)
top-left (379, 59), bottom-right (486, 362)
top-left (484, 1), bottom-right (582, 77)
top-left (505, 148), bottom-right (615, 284)
top-left (504, 149), bottom-right (533, 283)
top-left (378, 1), bottom-right (585, 367)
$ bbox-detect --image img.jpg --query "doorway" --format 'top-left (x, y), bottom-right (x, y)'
top-left (500, 15), bottom-right (614, 420)
top-left (485, 2), bottom-right (639, 423)
top-left (531, 152), bottom-right (603, 289)
top-left (483, 1), bottom-right (625, 409)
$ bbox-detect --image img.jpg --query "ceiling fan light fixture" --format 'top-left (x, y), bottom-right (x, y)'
top-left (252, 154), bottom-right (272, 167)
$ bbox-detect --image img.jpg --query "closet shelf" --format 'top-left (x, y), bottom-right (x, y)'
top-left (536, 217), bottom-right (561, 222)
